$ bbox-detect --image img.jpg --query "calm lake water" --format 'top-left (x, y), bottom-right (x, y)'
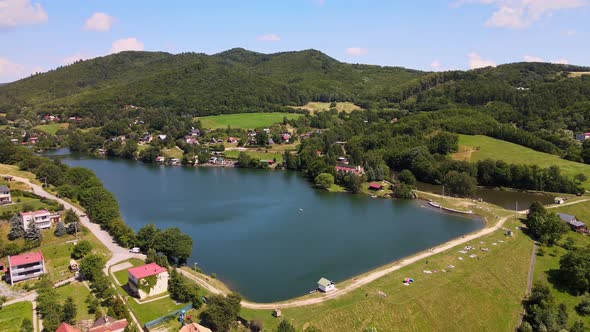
top-left (47, 150), bottom-right (483, 302)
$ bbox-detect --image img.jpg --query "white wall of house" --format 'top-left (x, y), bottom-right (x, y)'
top-left (20, 213), bottom-right (51, 230)
top-left (128, 271), bottom-right (169, 299)
top-left (318, 283), bottom-right (335, 292)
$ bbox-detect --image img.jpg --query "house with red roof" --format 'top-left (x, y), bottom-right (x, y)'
top-left (335, 164), bottom-right (365, 176)
top-left (7, 251), bottom-right (46, 285)
top-left (369, 183), bottom-right (383, 190)
top-left (127, 263), bottom-right (169, 299)
top-left (88, 315), bottom-right (128, 332)
top-left (55, 322), bottom-right (81, 332)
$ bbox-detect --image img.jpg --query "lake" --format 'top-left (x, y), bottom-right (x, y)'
top-left (49, 150), bottom-right (483, 302)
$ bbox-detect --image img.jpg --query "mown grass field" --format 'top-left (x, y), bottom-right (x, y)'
top-left (533, 201), bottom-right (590, 326)
top-left (453, 135), bottom-right (590, 188)
top-left (196, 112), bottom-right (303, 129)
top-left (290, 102), bottom-right (363, 114)
top-left (569, 72), bottom-right (590, 78)
top-left (241, 218), bottom-right (532, 331)
top-left (0, 301), bottom-right (33, 332)
top-left (34, 123), bottom-right (68, 135)
top-left (55, 282), bottom-right (94, 321)
top-left (224, 150), bottom-right (283, 163)
top-left (162, 147), bottom-right (184, 159)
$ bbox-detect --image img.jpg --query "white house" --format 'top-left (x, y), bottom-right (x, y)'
top-left (317, 277), bottom-right (335, 293)
top-left (0, 185), bottom-right (11, 205)
top-left (19, 210), bottom-right (56, 230)
top-left (127, 263), bottom-right (169, 299)
top-left (7, 251), bottom-right (46, 285)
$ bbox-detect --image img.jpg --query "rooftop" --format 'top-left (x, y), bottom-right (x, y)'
top-left (557, 212), bottom-right (576, 222)
top-left (56, 322), bottom-right (82, 332)
top-left (9, 251), bottom-right (44, 266)
top-left (0, 185), bottom-right (9, 192)
top-left (89, 316), bottom-right (128, 332)
top-left (318, 277), bottom-right (333, 287)
top-left (127, 262), bottom-right (167, 279)
top-left (179, 323), bottom-right (213, 332)
top-left (19, 209), bottom-right (50, 217)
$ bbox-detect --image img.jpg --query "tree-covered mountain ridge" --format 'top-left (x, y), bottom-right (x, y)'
top-left (2, 47), bottom-right (589, 117)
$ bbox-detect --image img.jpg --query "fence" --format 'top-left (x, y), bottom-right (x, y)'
top-left (144, 303), bottom-right (193, 330)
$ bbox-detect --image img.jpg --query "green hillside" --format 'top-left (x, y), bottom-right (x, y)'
top-left (0, 48), bottom-right (424, 116)
top-left (197, 112), bottom-right (303, 129)
top-left (454, 134), bottom-right (590, 187)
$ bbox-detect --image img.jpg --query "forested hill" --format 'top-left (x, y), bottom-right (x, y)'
top-left (0, 48), bottom-right (424, 115)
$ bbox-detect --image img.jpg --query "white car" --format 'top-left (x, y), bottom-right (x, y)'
top-left (129, 247), bottom-right (140, 253)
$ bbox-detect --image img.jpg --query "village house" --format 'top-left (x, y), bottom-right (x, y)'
top-left (28, 137), bottom-right (39, 144)
top-left (89, 315), bottom-right (128, 332)
top-left (179, 323), bottom-right (213, 332)
top-left (19, 209), bottom-right (60, 230)
top-left (7, 251), bottom-right (46, 285)
top-left (576, 132), bottom-right (590, 141)
top-left (337, 157), bottom-right (349, 165)
top-left (335, 164), bottom-right (365, 176)
top-left (169, 158), bottom-right (181, 166)
top-left (185, 136), bottom-right (199, 145)
top-left (227, 137), bottom-right (238, 143)
top-left (155, 156), bottom-right (166, 163)
top-left (189, 128), bottom-right (201, 137)
top-left (369, 183), bottom-right (383, 190)
top-left (0, 185), bottom-right (11, 205)
top-left (158, 134), bottom-right (167, 140)
top-left (282, 133), bottom-right (291, 142)
top-left (10, 138), bottom-right (19, 144)
top-left (554, 197), bottom-right (565, 205)
top-left (139, 133), bottom-right (153, 144)
top-left (557, 212), bottom-right (588, 233)
top-left (317, 277), bottom-right (335, 292)
top-left (127, 263), bottom-right (169, 299)
top-left (56, 322), bottom-right (81, 332)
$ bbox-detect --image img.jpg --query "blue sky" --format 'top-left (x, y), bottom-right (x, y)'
top-left (0, 0), bottom-right (589, 82)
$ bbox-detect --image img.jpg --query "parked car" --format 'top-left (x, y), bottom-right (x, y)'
top-left (130, 247), bottom-right (140, 253)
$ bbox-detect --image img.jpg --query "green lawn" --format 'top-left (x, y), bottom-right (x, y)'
top-left (223, 150), bottom-right (283, 163)
top-left (196, 113), bottom-right (303, 129)
top-left (289, 102), bottom-right (363, 114)
top-left (454, 135), bottom-right (590, 188)
top-left (0, 301), bottom-right (33, 332)
top-left (532, 202), bottom-right (590, 327)
top-left (241, 218), bottom-right (533, 331)
top-left (162, 147), bottom-right (184, 159)
top-left (0, 196), bottom-right (57, 215)
top-left (55, 282), bottom-right (94, 321)
top-left (33, 123), bottom-right (68, 135)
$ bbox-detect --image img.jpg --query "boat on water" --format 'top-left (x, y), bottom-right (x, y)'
top-left (428, 200), bottom-right (441, 208)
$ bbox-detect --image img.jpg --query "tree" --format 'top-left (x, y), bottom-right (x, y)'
top-left (168, 269), bottom-right (201, 309)
top-left (66, 222), bottom-right (79, 235)
top-left (276, 320), bottom-right (296, 332)
top-left (428, 131), bottom-right (459, 155)
top-left (576, 296), bottom-right (590, 315)
top-left (154, 227), bottom-right (193, 265)
top-left (64, 209), bottom-right (79, 224)
top-left (571, 321), bottom-right (585, 332)
top-left (443, 171), bottom-right (477, 197)
top-left (54, 221), bottom-right (67, 237)
top-left (79, 254), bottom-right (105, 281)
top-left (526, 202), bottom-right (569, 245)
top-left (314, 173), bottom-right (334, 190)
top-left (19, 318), bottom-right (33, 332)
top-left (201, 293), bottom-right (242, 332)
top-left (394, 183), bottom-right (414, 199)
top-left (62, 296), bottom-right (77, 324)
top-left (72, 240), bottom-right (92, 259)
top-left (398, 169), bottom-right (416, 186)
top-left (8, 215), bottom-right (24, 240)
top-left (341, 173), bottom-right (363, 193)
top-left (24, 220), bottom-right (42, 243)
top-left (559, 247), bottom-right (590, 294)
top-left (137, 224), bottom-right (161, 251)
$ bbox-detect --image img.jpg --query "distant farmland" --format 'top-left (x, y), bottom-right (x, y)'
top-left (196, 112), bottom-right (303, 129)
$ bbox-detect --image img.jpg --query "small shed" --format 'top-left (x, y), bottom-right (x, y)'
top-left (69, 259), bottom-right (78, 272)
top-left (317, 278), bottom-right (335, 293)
top-left (273, 308), bottom-right (282, 318)
top-left (505, 229), bottom-right (513, 237)
top-left (554, 197), bottom-right (565, 205)
top-left (369, 183), bottom-right (383, 191)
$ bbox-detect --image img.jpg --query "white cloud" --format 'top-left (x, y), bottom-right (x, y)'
top-left (110, 38), bottom-right (144, 54)
top-left (523, 55), bottom-right (544, 62)
top-left (346, 47), bottom-right (368, 56)
top-left (552, 58), bottom-right (569, 64)
top-left (468, 52), bottom-right (496, 69)
top-left (454, 0), bottom-right (588, 29)
top-left (0, 57), bottom-right (28, 82)
top-left (0, 0), bottom-right (48, 28)
top-left (62, 53), bottom-right (92, 66)
top-left (257, 34), bottom-right (281, 42)
top-left (312, 0), bottom-right (326, 5)
top-left (431, 60), bottom-right (442, 70)
top-left (84, 12), bottom-right (115, 32)
top-left (562, 29), bottom-right (577, 36)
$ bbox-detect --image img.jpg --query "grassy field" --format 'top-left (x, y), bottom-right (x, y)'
top-left (34, 123), bottom-right (68, 135)
top-left (55, 282), bottom-right (94, 321)
top-left (0, 195), bottom-right (58, 215)
top-left (569, 72), bottom-right (590, 78)
top-left (162, 147), bottom-right (184, 159)
top-left (453, 135), bottom-right (590, 188)
top-left (0, 164), bottom-right (41, 184)
top-left (241, 218), bottom-right (532, 331)
top-left (0, 301), bottom-right (33, 332)
top-left (532, 201), bottom-right (590, 326)
top-left (196, 113), bottom-right (303, 129)
top-left (289, 102), bottom-right (363, 114)
top-left (224, 150), bottom-right (283, 163)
